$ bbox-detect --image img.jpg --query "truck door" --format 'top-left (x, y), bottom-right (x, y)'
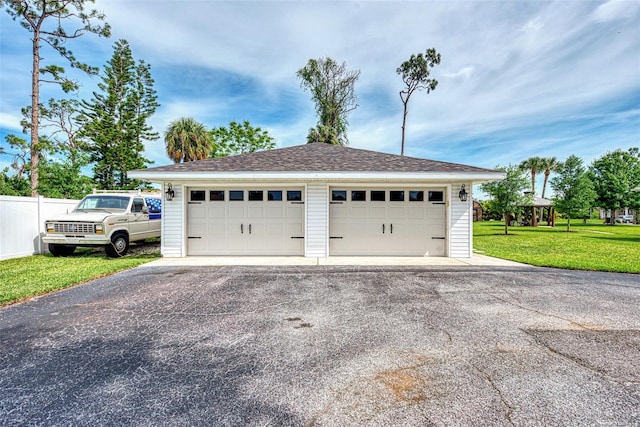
top-left (130, 197), bottom-right (149, 239)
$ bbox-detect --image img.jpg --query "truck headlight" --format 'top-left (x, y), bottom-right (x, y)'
top-left (95, 224), bottom-right (104, 234)
top-left (46, 223), bottom-right (54, 233)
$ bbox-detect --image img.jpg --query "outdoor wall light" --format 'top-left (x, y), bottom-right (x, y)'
top-left (165, 183), bottom-right (175, 201)
top-left (458, 184), bottom-right (468, 202)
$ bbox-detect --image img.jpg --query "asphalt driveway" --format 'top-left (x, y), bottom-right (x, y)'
top-left (1, 265), bottom-right (639, 426)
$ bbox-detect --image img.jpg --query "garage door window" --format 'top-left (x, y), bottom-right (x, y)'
top-left (229, 191), bottom-right (244, 201)
top-left (248, 191), bottom-right (263, 201)
top-left (190, 190), bottom-right (206, 201)
top-left (428, 191), bottom-right (444, 202)
top-left (332, 190), bottom-right (347, 201)
top-left (287, 191), bottom-right (302, 201)
top-left (371, 191), bottom-right (385, 201)
top-left (268, 190), bottom-right (282, 201)
top-left (409, 191), bottom-right (424, 202)
top-left (351, 190), bottom-right (366, 201)
top-left (209, 190), bottom-right (224, 201)
top-left (390, 191), bottom-right (405, 202)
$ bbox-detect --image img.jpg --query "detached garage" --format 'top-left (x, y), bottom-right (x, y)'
top-left (129, 143), bottom-right (504, 259)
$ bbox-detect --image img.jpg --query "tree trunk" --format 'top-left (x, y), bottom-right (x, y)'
top-left (566, 216), bottom-right (571, 232)
top-left (30, 34), bottom-right (40, 196)
top-left (531, 172), bottom-right (536, 196)
top-left (530, 171), bottom-right (537, 227)
top-left (504, 214), bottom-right (509, 235)
top-left (540, 172), bottom-right (550, 222)
top-left (400, 98), bottom-right (408, 156)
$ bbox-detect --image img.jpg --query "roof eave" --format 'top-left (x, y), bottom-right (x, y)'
top-left (128, 170), bottom-right (506, 183)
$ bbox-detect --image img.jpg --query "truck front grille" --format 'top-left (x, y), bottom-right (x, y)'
top-left (52, 223), bottom-right (96, 234)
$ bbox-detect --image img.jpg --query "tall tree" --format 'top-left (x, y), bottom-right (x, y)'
top-left (1, 0), bottom-right (110, 196)
top-left (80, 39), bottom-right (159, 189)
top-left (4, 134), bottom-right (37, 179)
top-left (210, 120), bottom-right (275, 157)
top-left (4, 98), bottom-right (93, 197)
top-left (590, 148), bottom-right (640, 225)
top-left (165, 117), bottom-right (212, 163)
top-left (480, 164), bottom-right (531, 235)
top-left (37, 98), bottom-right (89, 173)
top-left (297, 57), bottom-right (360, 146)
top-left (519, 156), bottom-right (544, 226)
top-left (539, 156), bottom-right (560, 220)
top-left (36, 98), bottom-right (91, 198)
top-left (396, 48), bottom-right (441, 156)
top-left (5, 98), bottom-right (85, 186)
top-left (550, 155), bottom-right (596, 232)
top-left (519, 156), bottom-right (544, 194)
top-left (539, 156), bottom-right (560, 200)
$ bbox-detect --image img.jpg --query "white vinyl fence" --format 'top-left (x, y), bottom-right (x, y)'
top-left (0, 195), bottom-right (79, 260)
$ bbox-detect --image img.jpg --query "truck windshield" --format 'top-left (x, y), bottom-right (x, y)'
top-left (75, 196), bottom-right (129, 211)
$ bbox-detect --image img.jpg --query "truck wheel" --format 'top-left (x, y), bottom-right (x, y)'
top-left (106, 232), bottom-right (129, 257)
top-left (48, 244), bottom-right (76, 257)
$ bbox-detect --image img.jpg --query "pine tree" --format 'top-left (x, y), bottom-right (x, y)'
top-left (80, 39), bottom-right (159, 189)
top-left (2, 0), bottom-right (110, 196)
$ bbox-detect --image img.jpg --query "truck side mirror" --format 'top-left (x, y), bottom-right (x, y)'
top-left (142, 206), bottom-right (149, 214)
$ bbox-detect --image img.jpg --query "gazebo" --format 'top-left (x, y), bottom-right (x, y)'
top-left (525, 195), bottom-right (555, 227)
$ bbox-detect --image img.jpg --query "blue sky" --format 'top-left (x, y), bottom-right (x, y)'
top-left (1, 0), bottom-right (639, 196)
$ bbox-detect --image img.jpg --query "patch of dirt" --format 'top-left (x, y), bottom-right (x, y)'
top-left (375, 369), bottom-right (427, 402)
top-left (127, 240), bottom-right (161, 256)
top-left (72, 240), bottom-right (161, 258)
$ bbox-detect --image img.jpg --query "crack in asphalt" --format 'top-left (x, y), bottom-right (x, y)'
top-left (521, 329), bottom-right (626, 385)
top-left (471, 363), bottom-right (515, 426)
top-left (487, 292), bottom-right (596, 331)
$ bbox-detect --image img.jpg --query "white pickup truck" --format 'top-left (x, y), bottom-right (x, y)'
top-left (42, 192), bottom-right (162, 257)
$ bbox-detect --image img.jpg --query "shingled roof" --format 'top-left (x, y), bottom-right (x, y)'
top-left (139, 143), bottom-right (496, 173)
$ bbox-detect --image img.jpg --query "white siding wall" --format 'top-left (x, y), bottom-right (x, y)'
top-left (305, 183), bottom-right (328, 257)
top-left (449, 182), bottom-right (472, 258)
top-left (0, 195), bottom-right (79, 260)
top-left (161, 182), bottom-right (184, 257)
top-left (160, 180), bottom-right (475, 259)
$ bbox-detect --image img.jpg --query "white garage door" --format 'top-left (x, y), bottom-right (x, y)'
top-left (187, 188), bottom-right (305, 256)
top-left (329, 188), bottom-right (446, 256)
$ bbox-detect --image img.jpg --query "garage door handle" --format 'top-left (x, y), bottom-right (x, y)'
top-left (330, 236), bottom-right (343, 239)
top-left (188, 236), bottom-right (202, 239)
top-left (291, 236), bottom-right (305, 239)
top-left (390, 224), bottom-right (393, 234)
top-left (249, 224), bottom-right (252, 234)
top-left (382, 224), bottom-right (385, 234)
top-left (432, 237), bottom-right (445, 239)
top-left (433, 202), bottom-right (446, 205)
top-left (241, 224), bottom-right (243, 234)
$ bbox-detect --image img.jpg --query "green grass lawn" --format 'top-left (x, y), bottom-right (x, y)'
top-left (0, 248), bottom-right (159, 306)
top-left (2, 222), bottom-right (637, 306)
top-left (474, 219), bottom-right (640, 273)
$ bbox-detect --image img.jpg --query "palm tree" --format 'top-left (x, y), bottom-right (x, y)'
top-left (164, 118), bottom-right (213, 163)
top-left (539, 157), bottom-right (561, 223)
top-left (540, 157), bottom-right (561, 200)
top-left (519, 156), bottom-right (543, 226)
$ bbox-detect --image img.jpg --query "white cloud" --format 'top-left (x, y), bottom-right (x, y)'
top-left (443, 66), bottom-right (475, 80)
top-left (0, 112), bottom-right (22, 132)
top-left (591, 0), bottom-right (640, 23)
